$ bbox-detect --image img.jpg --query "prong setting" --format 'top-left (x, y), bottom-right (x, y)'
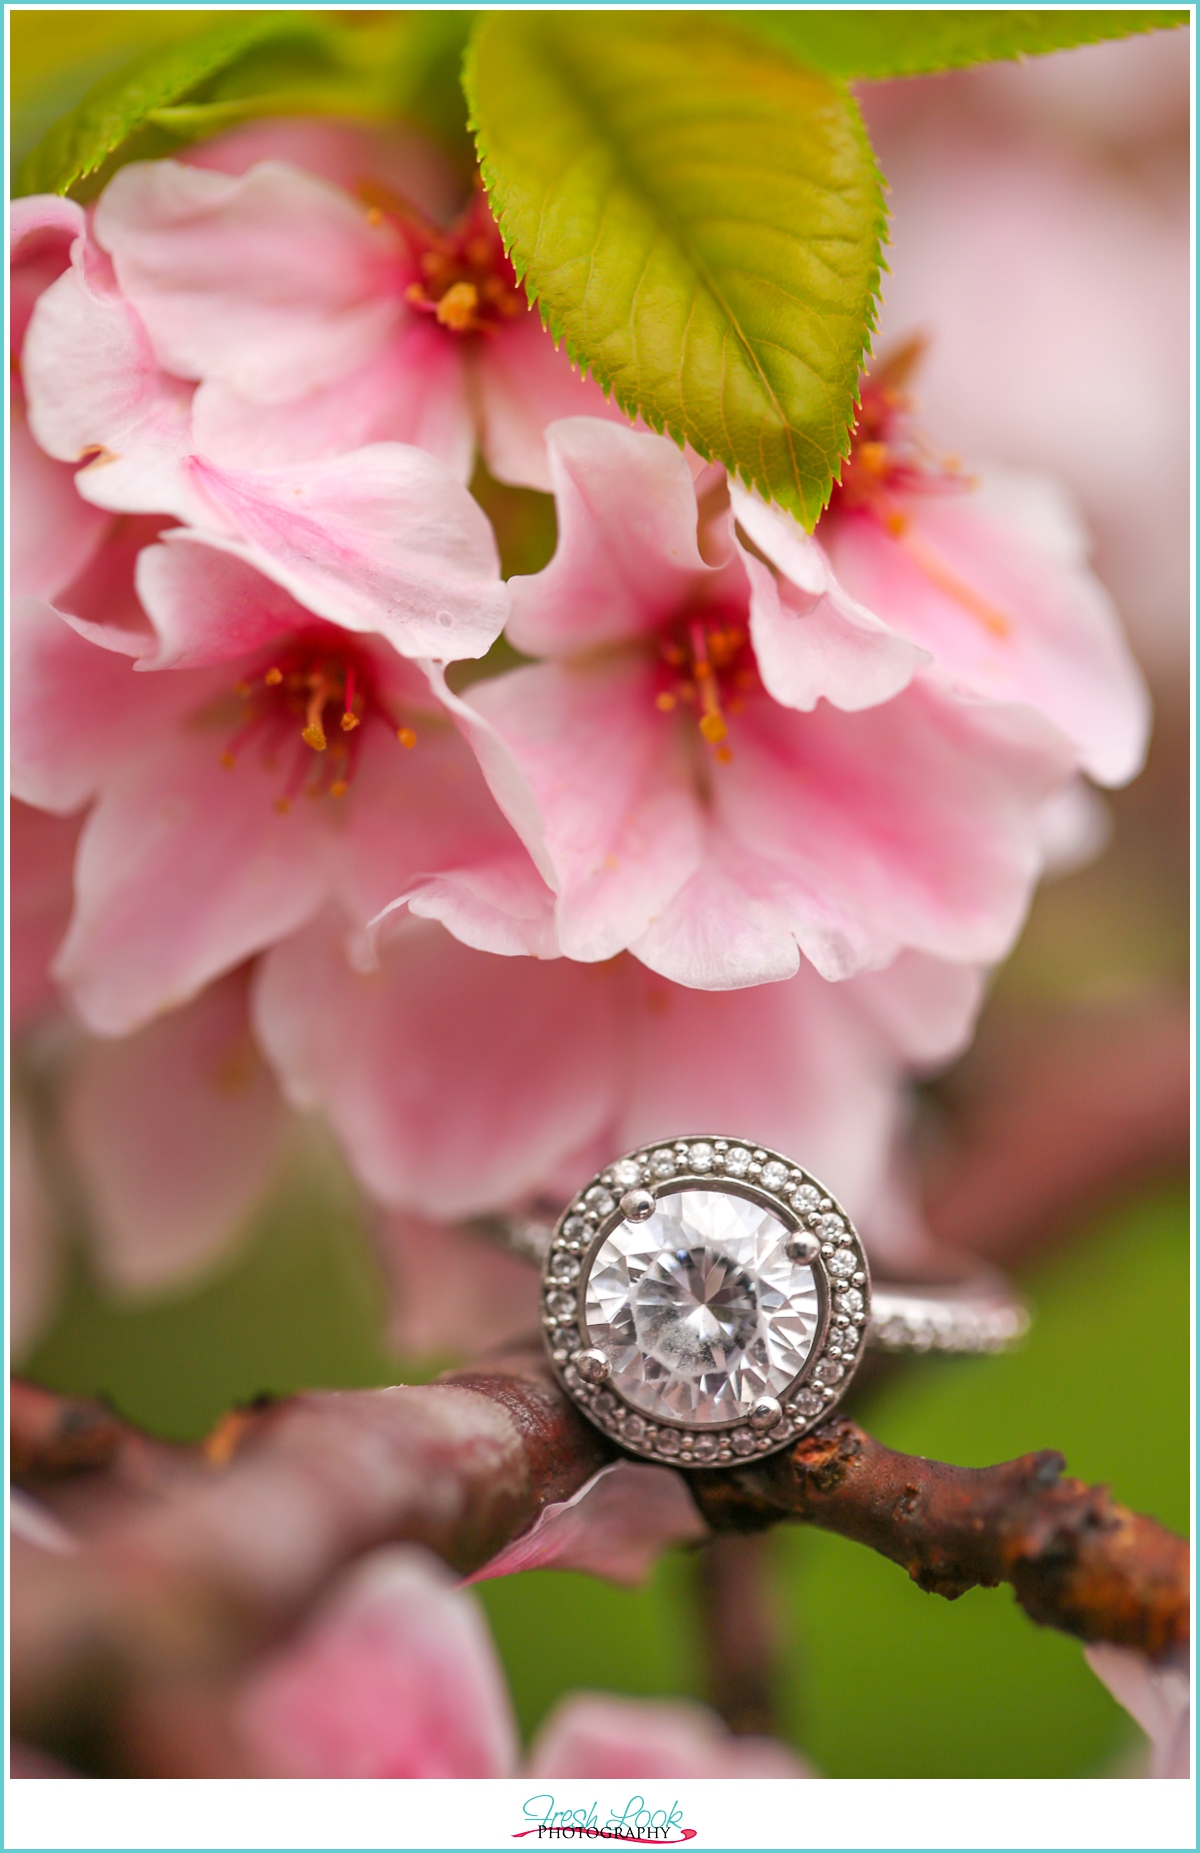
top-left (575, 1349), bottom-right (611, 1385)
top-left (749, 1395), bottom-right (783, 1433)
top-left (619, 1187), bottom-right (655, 1223)
top-left (785, 1231), bottom-right (820, 1265)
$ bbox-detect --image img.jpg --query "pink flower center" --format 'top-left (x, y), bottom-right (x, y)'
top-left (827, 346), bottom-right (1012, 639)
top-left (653, 610), bottom-right (759, 764)
top-left (219, 638), bottom-right (415, 810)
top-left (359, 182), bottom-right (525, 336)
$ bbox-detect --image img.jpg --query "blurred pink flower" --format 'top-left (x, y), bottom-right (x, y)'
top-left (10, 801), bottom-right (81, 1034)
top-left (253, 909), bottom-right (981, 1271)
top-left (17, 197), bottom-right (510, 662)
top-left (1087, 1644), bottom-right (1190, 1779)
top-left (467, 1460), bottom-right (708, 1587)
top-left (12, 536), bottom-right (550, 1035)
top-left (35, 119), bottom-right (621, 495)
top-left (235, 1544), bottom-right (807, 1778)
top-left (452, 417), bottom-right (1073, 989)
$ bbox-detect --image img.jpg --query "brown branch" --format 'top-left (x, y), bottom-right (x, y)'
top-left (10, 1353), bottom-right (1187, 1774)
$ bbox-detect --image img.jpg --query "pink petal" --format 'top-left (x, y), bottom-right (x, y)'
top-left (477, 315), bottom-right (632, 492)
top-left (10, 801), bottom-right (81, 1033)
top-left (253, 915), bottom-right (620, 1218)
top-left (845, 949), bottom-right (985, 1068)
top-left (133, 531), bottom-right (327, 669)
top-left (380, 1212), bottom-right (542, 1361)
top-left (466, 658), bottom-right (703, 963)
top-left (94, 158), bottom-right (402, 402)
top-left (235, 1546), bottom-right (517, 1777)
top-left (732, 489), bottom-right (927, 711)
top-left (21, 245), bottom-right (195, 517)
top-left (1086, 1645), bottom-right (1190, 1779)
top-left (528, 1693), bottom-right (809, 1779)
top-left (184, 445), bottom-right (509, 659)
top-left (63, 970), bottom-right (288, 1294)
top-left (636, 680), bottom-right (1073, 987)
top-left (10, 395), bottom-right (110, 601)
top-left (822, 477), bottom-right (1151, 786)
top-left (400, 851), bottom-right (560, 959)
top-left (54, 719), bottom-right (331, 1035)
top-left (185, 116), bottom-right (460, 224)
top-left (192, 323), bottom-right (474, 478)
top-left (506, 419), bottom-right (714, 656)
top-left (10, 193), bottom-right (85, 355)
top-left (467, 1461), bottom-right (707, 1588)
top-left (10, 597), bottom-right (196, 814)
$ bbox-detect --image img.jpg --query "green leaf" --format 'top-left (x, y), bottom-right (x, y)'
top-left (16, 12), bottom-right (340, 198)
top-left (743, 8), bottom-right (1190, 82)
top-left (466, 14), bottom-right (885, 528)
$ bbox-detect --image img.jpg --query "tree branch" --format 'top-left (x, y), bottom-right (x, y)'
top-left (10, 1350), bottom-right (1187, 1774)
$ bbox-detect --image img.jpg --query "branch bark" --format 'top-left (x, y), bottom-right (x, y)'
top-left (11, 1351), bottom-right (1188, 1775)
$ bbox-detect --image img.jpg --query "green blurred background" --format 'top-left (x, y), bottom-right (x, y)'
top-left (12, 7), bottom-right (1191, 1781)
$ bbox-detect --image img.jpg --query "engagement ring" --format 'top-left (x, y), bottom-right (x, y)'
top-left (478, 1135), bottom-right (1028, 1469)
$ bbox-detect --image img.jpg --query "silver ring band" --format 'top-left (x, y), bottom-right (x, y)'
top-left (467, 1211), bottom-right (1028, 1357)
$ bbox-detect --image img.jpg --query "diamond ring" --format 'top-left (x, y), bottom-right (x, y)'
top-left (480, 1135), bottom-right (1028, 1470)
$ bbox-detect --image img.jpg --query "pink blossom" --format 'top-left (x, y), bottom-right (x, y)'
top-left (467, 1460), bottom-right (708, 1587)
top-left (253, 909), bottom-right (981, 1270)
top-left (12, 536), bottom-right (551, 1035)
top-left (1086, 1644), bottom-right (1190, 1779)
top-left (797, 354), bottom-right (1151, 786)
top-left (10, 198), bottom-right (109, 603)
top-left (26, 120), bottom-right (621, 513)
top-left (10, 801), bottom-right (81, 1033)
top-left (234, 1544), bottom-right (807, 1778)
top-left (451, 417), bottom-right (1074, 989)
top-left (17, 191), bottom-right (510, 662)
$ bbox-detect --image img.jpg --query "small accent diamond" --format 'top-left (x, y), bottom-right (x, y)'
top-left (724, 1146), bottom-right (752, 1176)
top-left (791, 1184), bottom-right (821, 1213)
top-left (586, 1187), bottom-right (616, 1216)
top-left (693, 1435), bottom-right (718, 1461)
top-left (818, 1213), bottom-right (846, 1239)
top-left (838, 1323), bottom-right (860, 1350)
top-left (546, 1291), bottom-right (576, 1320)
top-left (562, 1215), bottom-right (587, 1243)
top-left (731, 1428), bottom-right (756, 1456)
top-left (687, 1142), bottom-right (714, 1172)
top-left (792, 1389), bottom-right (823, 1416)
top-left (816, 1360), bottom-right (844, 1384)
top-left (550, 1255), bottom-right (581, 1282)
top-left (827, 1250), bottom-right (857, 1279)
top-left (836, 1288), bottom-right (864, 1315)
top-left (611, 1159), bottom-right (643, 1189)
top-left (656, 1429), bottom-right (681, 1456)
top-left (623, 1415), bottom-right (647, 1442)
top-left (760, 1160), bottom-right (789, 1191)
top-left (651, 1150), bottom-right (677, 1178)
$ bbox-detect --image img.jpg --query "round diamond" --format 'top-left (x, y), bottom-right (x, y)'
top-left (760, 1160), bottom-right (788, 1191)
top-left (583, 1187), bottom-right (820, 1425)
top-left (546, 1291), bottom-right (576, 1321)
top-left (837, 1322), bottom-right (860, 1350)
top-left (550, 1254), bottom-right (581, 1283)
top-left (815, 1360), bottom-right (844, 1384)
top-left (836, 1288), bottom-right (864, 1316)
top-left (687, 1142), bottom-right (714, 1172)
top-left (692, 1435), bottom-right (718, 1460)
top-left (731, 1428), bottom-right (756, 1456)
top-left (656, 1428), bottom-right (681, 1456)
top-left (791, 1183), bottom-right (821, 1213)
top-left (724, 1146), bottom-right (752, 1176)
top-left (586, 1186), bottom-right (616, 1217)
top-left (651, 1150), bottom-right (677, 1178)
top-left (611, 1158), bottom-right (643, 1189)
top-left (791, 1388), bottom-right (823, 1417)
top-left (818, 1213), bottom-right (846, 1239)
top-left (827, 1249), bottom-right (857, 1279)
top-left (623, 1414), bottom-right (647, 1443)
top-left (562, 1215), bottom-right (587, 1243)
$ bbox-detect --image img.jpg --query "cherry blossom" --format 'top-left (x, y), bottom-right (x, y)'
top-left (253, 909), bottom-right (982, 1270)
top-left (797, 347), bottom-right (1151, 786)
top-left (12, 535), bottom-right (551, 1037)
top-left (234, 1544), bottom-right (807, 1778)
top-left (451, 416), bottom-right (1075, 989)
top-left (1086, 1644), bottom-right (1190, 1779)
top-left (17, 183), bottom-right (511, 663)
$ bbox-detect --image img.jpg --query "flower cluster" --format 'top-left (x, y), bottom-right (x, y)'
top-left (12, 118), bottom-right (1149, 1350)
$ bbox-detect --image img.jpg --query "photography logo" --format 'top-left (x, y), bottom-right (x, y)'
top-left (514, 1795), bottom-right (697, 1844)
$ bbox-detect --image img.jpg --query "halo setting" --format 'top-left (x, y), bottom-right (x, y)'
top-left (543, 1138), bottom-right (871, 1467)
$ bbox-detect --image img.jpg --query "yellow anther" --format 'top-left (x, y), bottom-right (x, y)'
top-left (264, 667), bottom-right (283, 685)
top-left (715, 744), bottom-right (733, 765)
top-left (435, 281), bottom-right (480, 331)
top-left (699, 712), bottom-right (728, 746)
top-left (397, 726), bottom-right (417, 749)
top-left (330, 779), bottom-right (348, 799)
top-left (655, 691), bottom-right (677, 712)
top-left (340, 711), bottom-right (360, 733)
top-left (302, 723), bottom-right (327, 752)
